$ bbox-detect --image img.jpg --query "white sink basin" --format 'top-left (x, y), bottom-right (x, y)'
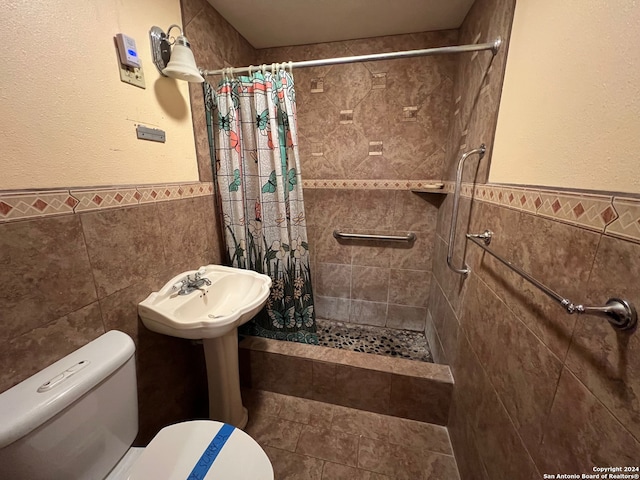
top-left (138, 265), bottom-right (272, 340)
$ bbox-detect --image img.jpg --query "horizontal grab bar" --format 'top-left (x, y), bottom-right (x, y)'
top-left (466, 232), bottom-right (637, 332)
top-left (333, 230), bottom-right (416, 243)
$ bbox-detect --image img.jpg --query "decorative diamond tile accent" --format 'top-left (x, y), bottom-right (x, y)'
top-left (310, 78), bottom-right (324, 93)
top-left (0, 201), bottom-right (13, 216)
top-left (65, 196), bottom-right (78, 208)
top-left (368, 141), bottom-right (383, 156)
top-left (534, 196), bottom-right (542, 209)
top-left (339, 110), bottom-right (354, 124)
top-left (605, 198), bottom-right (640, 244)
top-left (601, 206), bottom-right (616, 225)
top-left (402, 106), bottom-right (418, 122)
top-left (33, 199), bottom-right (48, 211)
top-left (537, 192), bottom-right (613, 232)
top-left (371, 73), bottom-right (387, 89)
top-left (0, 190), bottom-right (76, 222)
top-left (72, 188), bottom-right (138, 212)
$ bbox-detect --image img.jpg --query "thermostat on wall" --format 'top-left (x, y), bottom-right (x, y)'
top-left (115, 33), bottom-right (146, 89)
top-left (115, 33), bottom-right (141, 68)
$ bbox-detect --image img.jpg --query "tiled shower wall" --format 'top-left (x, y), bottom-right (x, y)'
top-left (258, 33), bottom-right (458, 331)
top-left (427, 0), bottom-right (640, 476)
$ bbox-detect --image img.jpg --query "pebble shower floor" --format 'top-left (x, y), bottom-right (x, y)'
top-left (316, 319), bottom-right (433, 362)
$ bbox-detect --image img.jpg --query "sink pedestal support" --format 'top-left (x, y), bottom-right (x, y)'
top-left (202, 328), bottom-right (248, 429)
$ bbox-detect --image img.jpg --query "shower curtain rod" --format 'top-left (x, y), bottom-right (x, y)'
top-left (202, 37), bottom-right (502, 76)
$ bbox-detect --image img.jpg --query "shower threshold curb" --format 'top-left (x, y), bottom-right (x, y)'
top-left (239, 336), bottom-right (453, 425)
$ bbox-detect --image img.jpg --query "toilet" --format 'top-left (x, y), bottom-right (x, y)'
top-left (0, 330), bottom-right (274, 480)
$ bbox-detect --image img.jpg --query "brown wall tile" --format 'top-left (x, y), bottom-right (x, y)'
top-left (388, 372), bottom-right (452, 425)
top-left (388, 269), bottom-right (431, 307)
top-left (242, 350), bottom-right (314, 398)
top-left (461, 275), bottom-right (563, 451)
top-left (0, 215), bottom-right (97, 342)
top-left (0, 303), bottom-right (105, 393)
top-left (0, 196), bottom-right (224, 445)
top-left (81, 204), bottom-right (167, 298)
top-left (352, 266), bottom-right (389, 302)
top-left (450, 333), bottom-right (540, 480)
top-left (536, 368), bottom-right (640, 473)
top-left (156, 195), bottom-right (220, 273)
top-left (315, 295), bottom-right (351, 322)
top-left (386, 304), bottom-right (427, 331)
top-left (565, 234), bottom-right (640, 440)
top-left (316, 263), bottom-right (351, 298)
top-left (350, 300), bottom-right (387, 327)
top-left (314, 364), bottom-right (392, 414)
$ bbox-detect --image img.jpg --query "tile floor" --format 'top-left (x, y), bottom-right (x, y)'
top-left (242, 389), bottom-right (460, 480)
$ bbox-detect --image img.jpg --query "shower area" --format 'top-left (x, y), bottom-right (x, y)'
top-left (183, 0), bottom-right (514, 446)
top-left (200, 32), bottom-right (502, 359)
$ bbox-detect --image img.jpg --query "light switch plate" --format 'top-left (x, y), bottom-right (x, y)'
top-left (118, 63), bottom-right (146, 89)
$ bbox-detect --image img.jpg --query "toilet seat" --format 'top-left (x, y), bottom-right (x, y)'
top-left (128, 420), bottom-right (274, 480)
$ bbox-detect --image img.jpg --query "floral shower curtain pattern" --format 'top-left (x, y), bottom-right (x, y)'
top-left (203, 70), bottom-right (318, 344)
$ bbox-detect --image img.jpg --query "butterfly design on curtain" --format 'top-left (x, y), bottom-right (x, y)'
top-left (295, 305), bottom-right (314, 328)
top-left (229, 169), bottom-right (241, 192)
top-left (269, 307), bottom-right (295, 329)
top-left (256, 109), bottom-right (269, 131)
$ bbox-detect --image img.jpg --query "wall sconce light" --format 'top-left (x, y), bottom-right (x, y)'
top-left (149, 24), bottom-right (204, 83)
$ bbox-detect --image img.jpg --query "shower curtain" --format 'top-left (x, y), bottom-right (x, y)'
top-left (204, 70), bottom-right (318, 344)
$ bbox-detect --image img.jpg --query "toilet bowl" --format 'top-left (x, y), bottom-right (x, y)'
top-left (0, 330), bottom-right (274, 480)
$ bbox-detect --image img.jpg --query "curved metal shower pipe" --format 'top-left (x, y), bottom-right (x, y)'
top-left (446, 144), bottom-right (487, 275)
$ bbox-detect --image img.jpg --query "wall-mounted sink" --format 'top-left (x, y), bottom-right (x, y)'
top-left (138, 265), bottom-right (272, 339)
top-left (138, 265), bottom-right (272, 429)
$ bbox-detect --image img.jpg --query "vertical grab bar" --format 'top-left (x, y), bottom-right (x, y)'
top-left (446, 144), bottom-right (486, 275)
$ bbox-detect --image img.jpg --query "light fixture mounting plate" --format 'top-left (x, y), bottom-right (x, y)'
top-left (149, 26), bottom-right (172, 75)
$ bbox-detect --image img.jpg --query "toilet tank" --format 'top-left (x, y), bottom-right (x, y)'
top-left (0, 330), bottom-right (138, 480)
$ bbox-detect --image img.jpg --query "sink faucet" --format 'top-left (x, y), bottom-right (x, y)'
top-left (173, 268), bottom-right (212, 295)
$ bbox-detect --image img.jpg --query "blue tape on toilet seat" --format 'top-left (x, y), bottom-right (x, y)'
top-left (186, 423), bottom-right (236, 480)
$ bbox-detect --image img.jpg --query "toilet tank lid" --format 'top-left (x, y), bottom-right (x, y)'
top-left (0, 330), bottom-right (135, 449)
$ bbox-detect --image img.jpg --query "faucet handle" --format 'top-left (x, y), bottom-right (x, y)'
top-left (172, 281), bottom-right (185, 292)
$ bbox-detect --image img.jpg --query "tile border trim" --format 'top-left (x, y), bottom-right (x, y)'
top-left (303, 179), bottom-right (445, 190)
top-left (448, 181), bottom-right (640, 244)
top-left (0, 182), bottom-right (214, 223)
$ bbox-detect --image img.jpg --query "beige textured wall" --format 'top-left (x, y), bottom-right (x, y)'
top-left (1, 0), bottom-right (199, 190)
top-left (490, 0), bottom-right (640, 194)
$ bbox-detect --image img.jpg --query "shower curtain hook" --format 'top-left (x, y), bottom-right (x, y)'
top-left (288, 61), bottom-right (293, 74)
top-left (271, 63), bottom-right (276, 74)
top-left (261, 63), bottom-right (267, 75)
top-left (248, 65), bottom-right (254, 76)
